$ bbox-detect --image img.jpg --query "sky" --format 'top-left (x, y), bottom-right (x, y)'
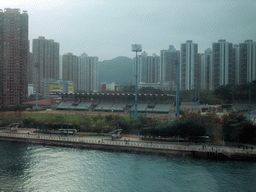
top-left (2, 0), bottom-right (256, 61)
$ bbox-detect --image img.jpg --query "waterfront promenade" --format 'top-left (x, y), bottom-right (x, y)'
top-left (0, 130), bottom-right (256, 160)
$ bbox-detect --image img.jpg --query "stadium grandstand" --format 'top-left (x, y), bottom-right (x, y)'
top-left (55, 93), bottom-right (175, 114)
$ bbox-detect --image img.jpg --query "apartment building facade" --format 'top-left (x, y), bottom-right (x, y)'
top-left (160, 45), bottom-right (180, 84)
top-left (32, 36), bottom-right (59, 94)
top-left (238, 40), bottom-right (256, 84)
top-left (180, 40), bottom-right (198, 91)
top-left (0, 8), bottom-right (29, 107)
top-left (200, 48), bottom-right (213, 90)
top-left (136, 52), bottom-right (160, 84)
top-left (62, 53), bottom-right (78, 92)
top-left (85, 56), bottom-right (99, 93)
top-left (212, 39), bottom-right (235, 89)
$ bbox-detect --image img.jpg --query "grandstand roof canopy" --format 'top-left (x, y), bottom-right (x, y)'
top-left (55, 92), bottom-right (175, 98)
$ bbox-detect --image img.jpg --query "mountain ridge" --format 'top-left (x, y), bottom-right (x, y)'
top-left (99, 56), bottom-right (134, 86)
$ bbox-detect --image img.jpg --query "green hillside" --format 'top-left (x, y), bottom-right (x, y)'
top-left (99, 56), bottom-right (133, 86)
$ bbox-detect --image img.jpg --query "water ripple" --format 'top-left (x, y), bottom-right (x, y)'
top-left (0, 142), bottom-right (255, 192)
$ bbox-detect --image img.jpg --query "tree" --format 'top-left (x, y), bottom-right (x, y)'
top-left (137, 116), bottom-right (158, 129)
top-left (79, 116), bottom-right (92, 132)
top-left (222, 111), bottom-right (248, 127)
top-left (214, 84), bottom-right (236, 104)
top-left (222, 111), bottom-right (249, 142)
top-left (200, 90), bottom-right (222, 105)
top-left (239, 123), bottom-right (256, 144)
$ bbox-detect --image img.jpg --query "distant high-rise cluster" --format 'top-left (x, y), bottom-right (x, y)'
top-left (62, 52), bottom-right (99, 93)
top-left (30, 40), bottom-right (99, 97)
top-left (137, 52), bottom-right (160, 84)
top-left (135, 39), bottom-right (256, 91)
top-left (0, 7), bottom-right (100, 107)
top-left (1, 7), bottom-right (256, 108)
top-left (0, 8), bottom-right (28, 107)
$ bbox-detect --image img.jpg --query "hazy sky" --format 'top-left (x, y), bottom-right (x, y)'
top-left (3, 0), bottom-right (256, 61)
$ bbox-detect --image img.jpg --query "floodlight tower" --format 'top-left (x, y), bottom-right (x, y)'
top-left (132, 44), bottom-right (142, 121)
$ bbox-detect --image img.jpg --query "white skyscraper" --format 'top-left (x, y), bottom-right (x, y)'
top-left (212, 39), bottom-right (235, 89)
top-left (234, 44), bottom-right (239, 85)
top-left (138, 51), bottom-right (148, 83)
top-left (146, 53), bottom-right (160, 83)
top-left (78, 53), bottom-right (88, 92)
top-left (160, 45), bottom-right (180, 84)
top-left (180, 40), bottom-right (198, 90)
top-left (78, 53), bottom-right (98, 93)
top-left (200, 48), bottom-right (213, 90)
top-left (87, 56), bottom-right (99, 92)
top-left (136, 52), bottom-right (160, 84)
top-left (238, 40), bottom-right (256, 84)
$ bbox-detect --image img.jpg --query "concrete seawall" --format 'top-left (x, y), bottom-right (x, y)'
top-left (0, 133), bottom-right (256, 161)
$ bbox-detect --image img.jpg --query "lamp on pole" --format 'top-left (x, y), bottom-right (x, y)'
top-left (131, 44), bottom-right (142, 121)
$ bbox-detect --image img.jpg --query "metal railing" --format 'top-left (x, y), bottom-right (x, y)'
top-left (0, 132), bottom-right (255, 155)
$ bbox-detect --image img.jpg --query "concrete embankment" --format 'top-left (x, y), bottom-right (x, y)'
top-left (0, 133), bottom-right (256, 161)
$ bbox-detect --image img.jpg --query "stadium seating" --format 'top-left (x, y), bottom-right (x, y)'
top-left (109, 103), bottom-right (126, 112)
top-left (94, 102), bottom-right (114, 111)
top-left (69, 101), bottom-right (80, 109)
top-left (75, 102), bottom-right (93, 110)
top-left (55, 93), bottom-right (175, 114)
top-left (152, 104), bottom-right (172, 113)
top-left (130, 104), bottom-right (148, 112)
top-left (56, 101), bottom-right (74, 110)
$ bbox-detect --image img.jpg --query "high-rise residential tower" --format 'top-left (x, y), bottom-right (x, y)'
top-left (146, 53), bottom-right (160, 83)
top-left (212, 39), bottom-right (235, 89)
top-left (62, 53), bottom-right (78, 92)
top-left (77, 53), bottom-right (88, 92)
top-left (160, 45), bottom-right (180, 84)
top-left (136, 52), bottom-right (160, 84)
top-left (86, 56), bottom-right (99, 93)
top-left (32, 36), bottom-right (59, 94)
top-left (200, 48), bottom-right (213, 90)
top-left (137, 51), bottom-right (148, 83)
top-left (28, 52), bottom-right (34, 85)
top-left (238, 40), bottom-right (256, 84)
top-left (0, 8), bottom-right (29, 107)
top-left (180, 40), bottom-right (198, 90)
top-left (234, 44), bottom-right (239, 85)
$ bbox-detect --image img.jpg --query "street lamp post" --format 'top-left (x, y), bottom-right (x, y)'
top-left (131, 44), bottom-right (142, 121)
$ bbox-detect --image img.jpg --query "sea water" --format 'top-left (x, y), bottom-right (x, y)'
top-left (0, 141), bottom-right (255, 192)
